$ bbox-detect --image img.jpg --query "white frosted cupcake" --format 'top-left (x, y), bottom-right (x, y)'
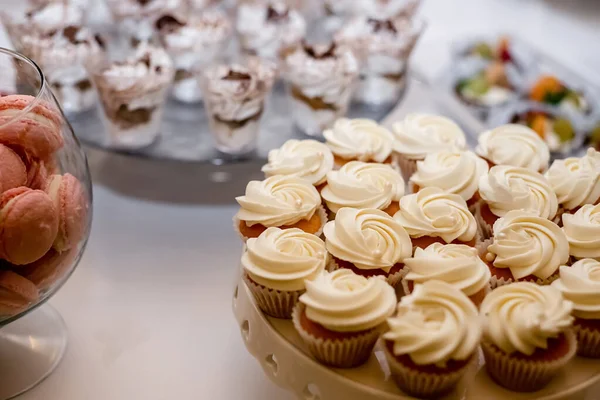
top-left (392, 113), bottom-right (467, 180)
top-left (409, 150), bottom-right (488, 209)
top-left (552, 259), bottom-right (600, 358)
top-left (562, 204), bottom-right (600, 261)
top-left (293, 269), bottom-right (397, 368)
top-left (235, 175), bottom-right (327, 241)
top-left (483, 210), bottom-right (569, 288)
top-left (324, 208), bottom-right (412, 287)
top-left (382, 280), bottom-right (480, 398)
top-left (477, 165), bottom-right (558, 238)
top-left (242, 227), bottom-right (327, 318)
top-left (393, 187), bottom-right (479, 249)
top-left (403, 243), bottom-right (491, 306)
top-left (480, 282), bottom-right (576, 392)
top-left (321, 161), bottom-right (405, 217)
top-left (475, 124), bottom-right (550, 173)
top-left (262, 139), bottom-right (334, 190)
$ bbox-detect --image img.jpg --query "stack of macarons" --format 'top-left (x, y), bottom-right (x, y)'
top-left (0, 95), bottom-right (88, 320)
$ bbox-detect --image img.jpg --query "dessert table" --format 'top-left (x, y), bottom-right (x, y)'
top-left (1, 0), bottom-right (599, 399)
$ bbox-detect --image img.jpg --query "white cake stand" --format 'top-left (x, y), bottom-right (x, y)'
top-left (232, 278), bottom-right (600, 400)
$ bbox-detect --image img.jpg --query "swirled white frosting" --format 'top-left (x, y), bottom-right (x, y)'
top-left (562, 204), bottom-right (600, 260)
top-left (321, 162), bottom-right (405, 213)
top-left (404, 243), bottom-right (491, 296)
top-left (262, 140), bottom-right (334, 186)
top-left (324, 118), bottom-right (394, 163)
top-left (300, 269), bottom-right (397, 332)
top-left (242, 227), bottom-right (327, 291)
top-left (552, 259), bottom-right (600, 319)
top-left (488, 210), bottom-right (569, 280)
top-left (476, 124), bottom-right (550, 172)
top-left (236, 175), bottom-right (321, 227)
top-left (392, 113), bottom-right (467, 160)
top-left (478, 165), bottom-right (558, 219)
top-left (394, 187), bottom-right (478, 243)
top-left (480, 282), bottom-right (573, 355)
top-left (410, 150), bottom-right (488, 201)
top-left (545, 148), bottom-right (600, 210)
top-left (384, 280), bottom-right (481, 366)
top-left (324, 208), bottom-right (412, 272)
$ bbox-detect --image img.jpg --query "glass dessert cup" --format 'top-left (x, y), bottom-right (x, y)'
top-left (0, 48), bottom-right (92, 400)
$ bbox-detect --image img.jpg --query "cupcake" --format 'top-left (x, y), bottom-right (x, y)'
top-left (235, 175), bottom-right (326, 241)
top-left (354, 0), bottom-right (421, 19)
top-left (402, 243), bottom-right (491, 306)
top-left (409, 150), bottom-right (488, 210)
top-left (483, 210), bottom-right (569, 288)
top-left (293, 268), bottom-right (397, 368)
top-left (391, 113), bottom-right (467, 180)
top-left (477, 165), bottom-right (558, 238)
top-left (241, 227), bottom-right (327, 318)
top-left (155, 10), bottom-right (231, 103)
top-left (382, 280), bottom-right (481, 398)
top-left (261, 139), bottom-right (334, 190)
top-left (283, 42), bottom-right (360, 137)
top-left (321, 161), bottom-right (404, 217)
top-left (201, 59), bottom-right (277, 155)
top-left (552, 259), bottom-right (600, 358)
top-left (480, 282), bottom-right (576, 392)
top-left (562, 204), bottom-right (600, 261)
top-left (324, 208), bottom-right (412, 287)
top-left (323, 118), bottom-right (394, 167)
top-left (545, 148), bottom-right (600, 216)
top-left (236, 1), bottom-right (306, 60)
top-left (88, 43), bottom-right (174, 150)
top-left (475, 124), bottom-right (550, 173)
top-left (334, 16), bottom-right (424, 106)
top-left (393, 187), bottom-right (479, 249)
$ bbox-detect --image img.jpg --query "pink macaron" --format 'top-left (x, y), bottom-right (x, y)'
top-left (0, 187), bottom-right (59, 265)
top-left (0, 95), bottom-right (64, 159)
top-left (45, 174), bottom-right (88, 252)
top-left (0, 270), bottom-right (39, 317)
top-left (0, 144), bottom-right (27, 193)
top-left (20, 248), bottom-right (77, 292)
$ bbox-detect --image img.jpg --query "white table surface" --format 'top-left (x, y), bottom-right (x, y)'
top-left (1, 0), bottom-right (599, 399)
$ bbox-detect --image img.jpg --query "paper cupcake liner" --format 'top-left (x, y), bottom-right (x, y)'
top-left (573, 323), bottom-right (600, 358)
top-left (394, 153), bottom-right (419, 182)
top-left (328, 258), bottom-right (406, 288)
top-left (489, 273), bottom-right (559, 289)
top-left (243, 273), bottom-right (303, 319)
top-left (481, 331), bottom-right (577, 392)
top-left (382, 340), bottom-right (473, 398)
top-left (477, 238), bottom-right (493, 258)
top-left (475, 204), bottom-right (494, 240)
top-left (292, 303), bottom-right (383, 368)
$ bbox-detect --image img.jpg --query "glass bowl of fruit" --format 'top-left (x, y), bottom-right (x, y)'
top-left (527, 74), bottom-right (598, 120)
top-left (452, 34), bottom-right (537, 73)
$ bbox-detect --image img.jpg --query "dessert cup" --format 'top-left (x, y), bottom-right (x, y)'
top-left (354, 0), bottom-right (422, 19)
top-left (201, 58), bottom-right (276, 156)
top-left (321, 0), bottom-right (356, 33)
top-left (88, 43), bottom-right (175, 150)
top-left (283, 42), bottom-right (359, 137)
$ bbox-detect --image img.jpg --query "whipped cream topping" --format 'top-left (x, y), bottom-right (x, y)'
top-left (321, 161), bottom-right (405, 213)
top-left (545, 148), bottom-right (600, 210)
top-left (394, 187), bottom-right (478, 243)
top-left (553, 259), bottom-right (600, 319)
top-left (262, 140), bottom-right (334, 186)
top-left (410, 150), bottom-right (488, 201)
top-left (324, 208), bottom-right (412, 272)
top-left (487, 210), bottom-right (569, 280)
top-left (323, 0), bottom-right (356, 16)
top-left (355, 0), bottom-right (420, 19)
top-left (236, 175), bottom-right (321, 227)
top-left (242, 227), bottom-right (327, 291)
top-left (284, 43), bottom-right (359, 105)
top-left (202, 59), bottom-right (276, 122)
top-left (384, 280), bottom-right (481, 366)
top-left (300, 269), bottom-right (397, 332)
top-left (480, 282), bottom-right (573, 355)
top-left (237, 1), bottom-right (306, 59)
top-left (476, 124), bottom-right (550, 172)
top-left (405, 243), bottom-right (491, 296)
top-left (324, 118), bottom-right (394, 163)
top-left (25, 3), bottom-right (84, 34)
top-left (479, 165), bottom-right (558, 219)
top-left (392, 113), bottom-right (467, 160)
top-left (106, 0), bottom-right (183, 19)
top-left (562, 204), bottom-right (600, 260)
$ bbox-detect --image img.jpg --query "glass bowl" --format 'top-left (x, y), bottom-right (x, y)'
top-left (0, 48), bottom-right (92, 399)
